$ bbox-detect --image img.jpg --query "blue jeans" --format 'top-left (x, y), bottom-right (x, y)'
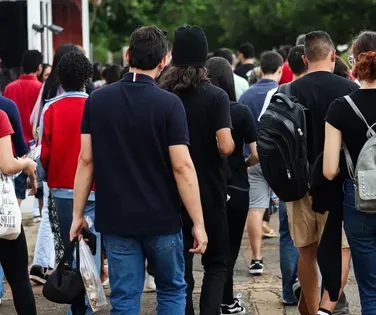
top-left (0, 264), bottom-right (5, 299)
top-left (54, 197), bottom-right (101, 315)
top-left (33, 182), bottom-right (55, 269)
top-left (103, 231), bottom-right (186, 315)
top-left (279, 200), bottom-right (298, 304)
top-left (343, 179), bottom-right (376, 314)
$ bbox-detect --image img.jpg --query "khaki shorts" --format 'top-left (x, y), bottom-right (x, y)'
top-left (287, 194), bottom-right (349, 248)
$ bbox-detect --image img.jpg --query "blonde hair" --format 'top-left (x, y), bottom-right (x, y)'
top-left (249, 67), bottom-right (262, 85)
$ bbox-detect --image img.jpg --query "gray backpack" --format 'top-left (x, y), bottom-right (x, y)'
top-left (343, 95), bottom-right (376, 213)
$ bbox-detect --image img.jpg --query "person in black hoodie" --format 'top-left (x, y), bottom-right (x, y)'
top-left (324, 30), bottom-right (376, 315)
top-left (160, 26), bottom-right (234, 315)
top-left (206, 56), bottom-right (258, 315)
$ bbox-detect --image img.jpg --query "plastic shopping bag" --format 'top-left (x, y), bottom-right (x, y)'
top-left (79, 239), bottom-right (107, 312)
top-left (0, 172), bottom-right (21, 240)
top-left (25, 145), bottom-right (43, 188)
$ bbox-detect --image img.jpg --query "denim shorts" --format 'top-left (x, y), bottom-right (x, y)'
top-left (14, 172), bottom-right (43, 200)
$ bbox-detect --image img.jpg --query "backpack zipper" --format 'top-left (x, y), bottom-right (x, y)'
top-left (258, 135), bottom-right (292, 180)
top-left (264, 105), bottom-right (307, 136)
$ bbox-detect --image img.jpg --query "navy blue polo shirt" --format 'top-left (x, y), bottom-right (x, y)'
top-left (81, 73), bottom-right (190, 236)
top-left (0, 96), bottom-right (29, 156)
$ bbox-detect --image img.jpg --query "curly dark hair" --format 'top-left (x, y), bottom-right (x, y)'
top-left (42, 44), bottom-right (81, 103)
top-left (57, 51), bottom-right (93, 92)
top-left (159, 66), bottom-right (209, 95)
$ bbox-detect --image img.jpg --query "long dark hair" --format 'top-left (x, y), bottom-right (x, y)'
top-left (159, 66), bottom-right (209, 95)
top-left (334, 56), bottom-right (350, 79)
top-left (205, 57), bottom-right (237, 102)
top-left (42, 44), bottom-right (81, 105)
top-left (103, 64), bottom-right (123, 84)
top-left (38, 63), bottom-right (51, 82)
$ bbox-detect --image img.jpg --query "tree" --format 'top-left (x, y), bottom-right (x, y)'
top-left (90, 0), bottom-right (376, 61)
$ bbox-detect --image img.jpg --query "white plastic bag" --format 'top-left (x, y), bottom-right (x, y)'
top-left (79, 239), bottom-right (107, 312)
top-left (25, 146), bottom-right (43, 188)
top-left (0, 172), bottom-right (21, 240)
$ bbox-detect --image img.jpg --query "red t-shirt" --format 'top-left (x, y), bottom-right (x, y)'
top-left (279, 62), bottom-right (293, 85)
top-left (41, 94), bottom-right (95, 191)
top-left (0, 110), bottom-right (14, 138)
top-left (4, 75), bottom-right (42, 143)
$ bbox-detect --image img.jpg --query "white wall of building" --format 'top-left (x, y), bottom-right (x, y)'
top-left (27, 0), bottom-right (53, 63)
top-left (27, 0), bottom-right (90, 62)
top-left (82, 0), bottom-right (90, 59)
top-left (27, 0), bottom-right (42, 51)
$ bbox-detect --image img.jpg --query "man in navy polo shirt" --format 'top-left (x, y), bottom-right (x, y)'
top-left (70, 26), bottom-right (208, 315)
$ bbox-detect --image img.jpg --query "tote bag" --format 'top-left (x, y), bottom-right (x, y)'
top-left (0, 172), bottom-right (22, 240)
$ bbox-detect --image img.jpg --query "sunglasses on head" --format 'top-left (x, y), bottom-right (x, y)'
top-left (348, 55), bottom-right (354, 66)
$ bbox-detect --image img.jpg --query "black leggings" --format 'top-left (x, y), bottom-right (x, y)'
top-left (222, 188), bottom-right (249, 305)
top-left (0, 226), bottom-right (37, 315)
top-left (183, 205), bottom-right (229, 315)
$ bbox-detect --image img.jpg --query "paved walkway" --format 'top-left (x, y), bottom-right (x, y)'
top-left (1, 205), bottom-right (361, 314)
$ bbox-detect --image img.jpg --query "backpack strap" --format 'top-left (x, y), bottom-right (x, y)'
top-left (343, 142), bottom-right (355, 179)
top-left (343, 95), bottom-right (376, 180)
top-left (278, 82), bottom-right (292, 98)
top-left (344, 95), bottom-right (376, 138)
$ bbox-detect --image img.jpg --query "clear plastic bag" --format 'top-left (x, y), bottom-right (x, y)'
top-left (79, 239), bottom-right (107, 312)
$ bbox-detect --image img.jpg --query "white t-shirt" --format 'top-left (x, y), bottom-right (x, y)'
top-left (234, 73), bottom-right (249, 100)
top-left (258, 87), bottom-right (278, 121)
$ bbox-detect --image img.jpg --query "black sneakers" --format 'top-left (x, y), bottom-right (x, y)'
top-left (221, 300), bottom-right (246, 315)
top-left (234, 293), bottom-right (245, 306)
top-left (249, 259), bottom-right (264, 275)
top-left (29, 265), bottom-right (53, 285)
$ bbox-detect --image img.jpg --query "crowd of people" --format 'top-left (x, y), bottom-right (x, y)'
top-left (0, 23), bottom-right (376, 315)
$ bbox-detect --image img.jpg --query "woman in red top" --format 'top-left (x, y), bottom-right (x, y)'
top-left (0, 110), bottom-right (37, 315)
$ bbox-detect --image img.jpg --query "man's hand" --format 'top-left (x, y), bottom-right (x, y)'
top-left (23, 158), bottom-right (37, 176)
top-left (190, 224), bottom-right (208, 254)
top-left (27, 175), bottom-right (38, 196)
top-left (70, 216), bottom-right (88, 241)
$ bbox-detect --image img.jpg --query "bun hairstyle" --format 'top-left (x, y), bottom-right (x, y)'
top-left (353, 51), bottom-right (376, 82)
top-left (352, 31), bottom-right (376, 82)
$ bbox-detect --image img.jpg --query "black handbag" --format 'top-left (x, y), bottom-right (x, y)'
top-left (43, 237), bottom-right (86, 313)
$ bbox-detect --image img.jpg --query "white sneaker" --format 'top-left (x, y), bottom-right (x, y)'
top-left (234, 293), bottom-right (245, 306)
top-left (144, 274), bottom-right (156, 293)
top-left (221, 300), bottom-right (246, 315)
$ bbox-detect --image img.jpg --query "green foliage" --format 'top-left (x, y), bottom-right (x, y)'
top-left (92, 35), bottom-right (109, 63)
top-left (90, 0), bottom-right (376, 60)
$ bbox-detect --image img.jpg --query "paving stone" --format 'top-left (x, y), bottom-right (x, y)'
top-left (0, 211), bottom-right (361, 314)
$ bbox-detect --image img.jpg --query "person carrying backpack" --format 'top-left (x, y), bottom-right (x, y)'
top-left (324, 30), bottom-right (376, 314)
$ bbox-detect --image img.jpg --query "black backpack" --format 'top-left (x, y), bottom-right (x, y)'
top-left (257, 83), bottom-right (310, 202)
